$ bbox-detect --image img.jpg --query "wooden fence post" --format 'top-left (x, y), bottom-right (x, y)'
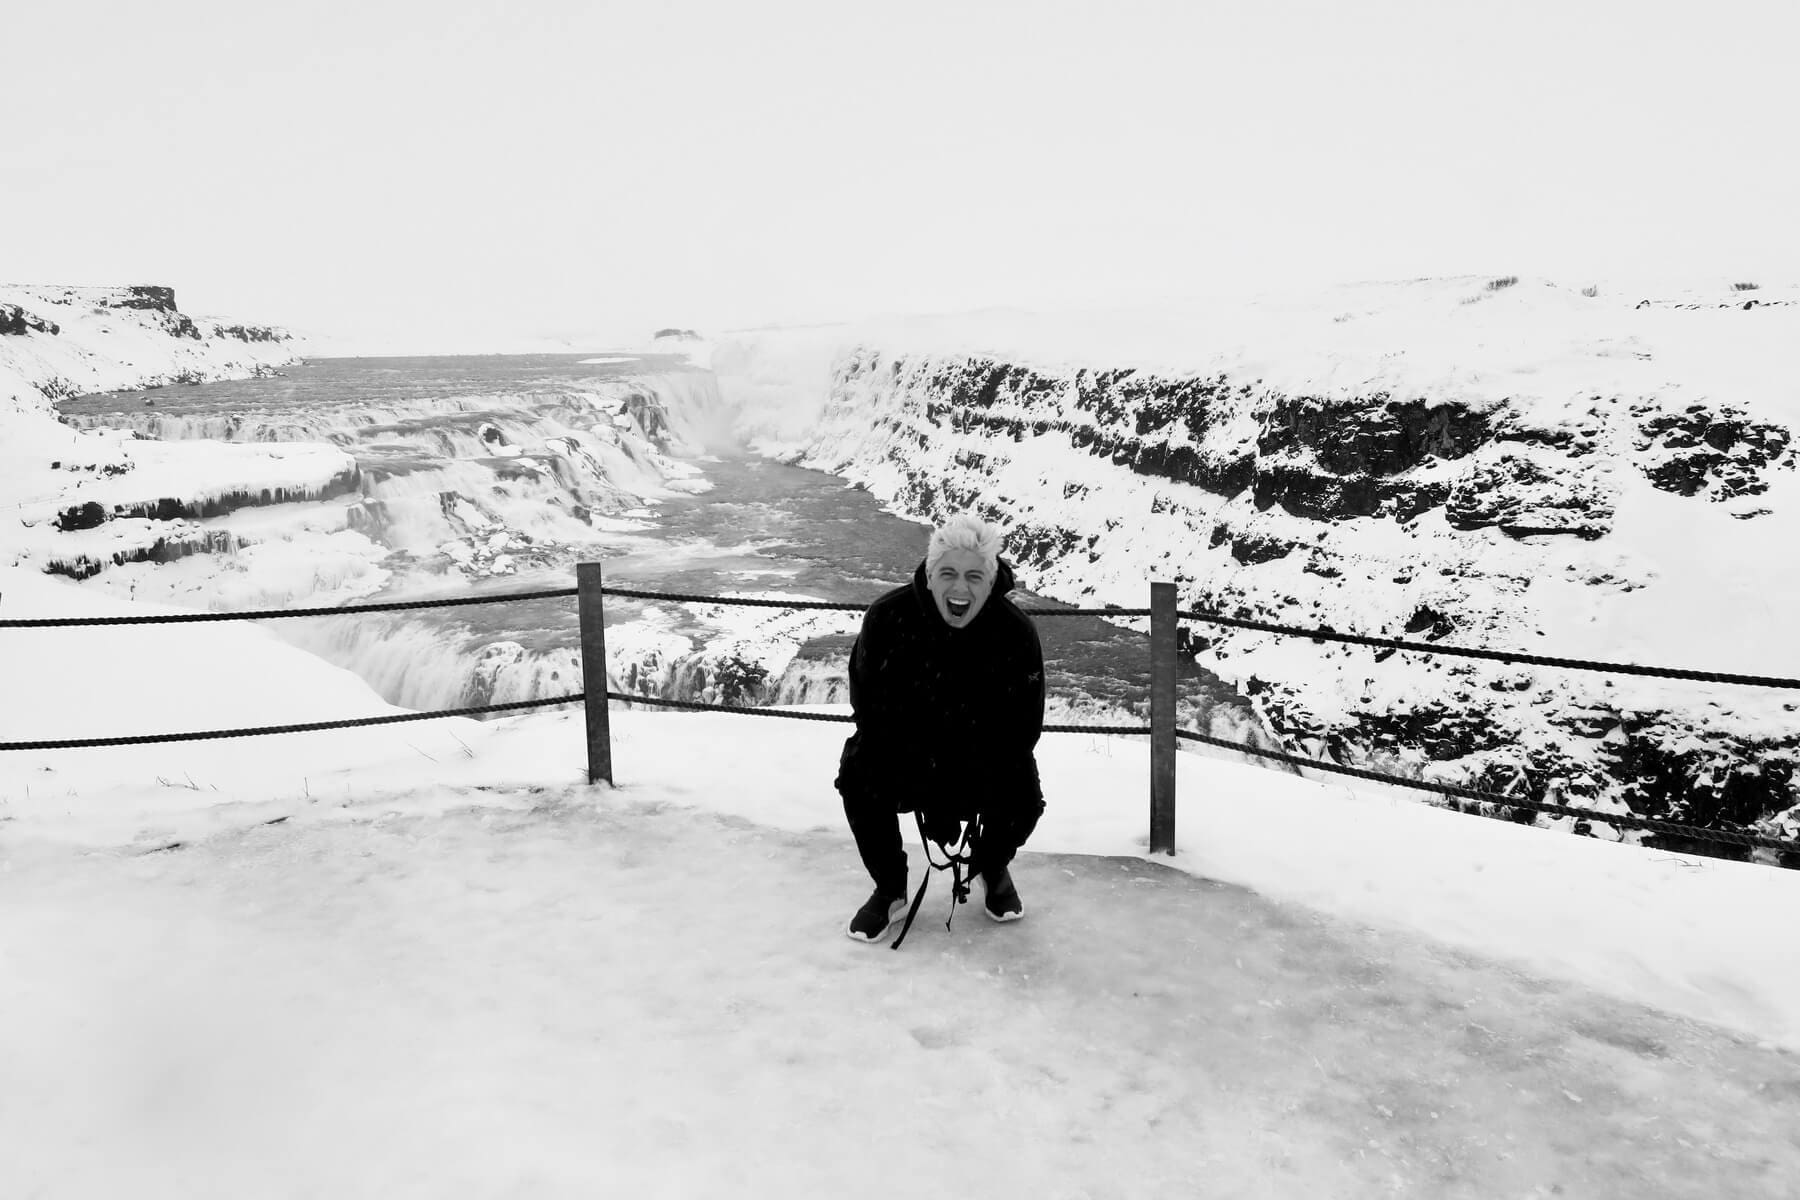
top-left (576, 560), bottom-right (614, 786)
top-left (1149, 580), bottom-right (1177, 855)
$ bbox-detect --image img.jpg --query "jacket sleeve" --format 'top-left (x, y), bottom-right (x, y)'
top-left (847, 605), bottom-right (905, 746)
top-left (1005, 614), bottom-right (1046, 756)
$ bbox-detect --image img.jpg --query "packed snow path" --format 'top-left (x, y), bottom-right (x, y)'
top-left (5, 798), bottom-right (1798, 1199)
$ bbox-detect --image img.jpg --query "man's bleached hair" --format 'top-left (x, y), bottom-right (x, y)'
top-left (926, 512), bottom-right (1001, 575)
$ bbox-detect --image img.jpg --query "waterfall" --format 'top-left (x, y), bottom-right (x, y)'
top-left (57, 372), bottom-right (733, 599)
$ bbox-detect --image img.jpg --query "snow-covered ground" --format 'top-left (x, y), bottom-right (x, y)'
top-left (5, 671), bottom-right (1800, 1195)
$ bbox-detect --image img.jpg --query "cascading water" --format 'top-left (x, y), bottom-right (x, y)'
top-left (55, 354), bottom-right (1272, 753)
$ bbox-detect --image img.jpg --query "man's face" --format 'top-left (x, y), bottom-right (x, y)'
top-left (927, 548), bottom-right (994, 629)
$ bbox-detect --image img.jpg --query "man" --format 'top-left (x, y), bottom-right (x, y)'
top-left (836, 512), bottom-right (1046, 943)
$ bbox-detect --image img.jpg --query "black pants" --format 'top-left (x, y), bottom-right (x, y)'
top-left (837, 757), bottom-right (1044, 898)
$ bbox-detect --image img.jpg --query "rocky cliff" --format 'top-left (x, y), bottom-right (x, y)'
top-left (0, 283), bottom-right (335, 586)
top-left (715, 278), bottom-right (1800, 860)
top-left (0, 284), bottom-right (300, 414)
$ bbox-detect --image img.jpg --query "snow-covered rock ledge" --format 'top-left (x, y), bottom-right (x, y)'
top-left (713, 277), bottom-right (1800, 859)
top-left (0, 284), bottom-right (349, 585)
top-left (0, 284), bottom-right (299, 416)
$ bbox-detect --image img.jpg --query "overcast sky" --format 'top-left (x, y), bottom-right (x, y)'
top-left (4, 0), bottom-right (1795, 353)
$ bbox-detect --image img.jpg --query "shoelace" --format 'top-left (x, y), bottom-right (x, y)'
top-left (892, 811), bottom-right (982, 950)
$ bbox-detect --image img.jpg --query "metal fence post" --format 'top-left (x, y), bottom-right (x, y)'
top-left (576, 560), bottom-right (614, 785)
top-left (1149, 580), bottom-right (1177, 855)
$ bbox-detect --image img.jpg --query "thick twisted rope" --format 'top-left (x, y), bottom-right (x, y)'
top-left (5, 671), bottom-right (1784, 857)
top-left (0, 587), bottom-right (581, 628)
top-left (6, 581), bottom-right (1793, 853)
top-left (601, 586), bottom-right (1144, 617)
top-left (604, 693), bottom-right (854, 721)
top-left (1045, 722), bottom-right (1153, 735)
top-left (0, 584), bottom-right (1135, 626)
top-left (598, 589), bottom-right (864, 612)
top-left (605, 692), bottom-right (1148, 734)
top-left (1182, 609), bottom-right (1800, 690)
top-left (10, 582), bottom-right (1788, 689)
top-left (1175, 728), bottom-right (1798, 854)
top-left (0, 694), bottom-right (586, 751)
top-left (0, 682), bottom-right (1150, 749)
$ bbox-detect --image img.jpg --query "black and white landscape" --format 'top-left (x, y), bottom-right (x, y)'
top-left (5, 2), bottom-right (1799, 1194)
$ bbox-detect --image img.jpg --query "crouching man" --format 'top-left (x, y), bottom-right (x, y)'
top-left (836, 512), bottom-right (1046, 943)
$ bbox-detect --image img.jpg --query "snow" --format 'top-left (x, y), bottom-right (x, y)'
top-left (716, 281), bottom-right (1800, 681)
top-left (0, 285), bottom-right (302, 416)
top-left (6, 279), bottom-right (1800, 1192)
top-left (709, 276), bottom-right (1800, 841)
top-left (6, 688), bottom-right (1800, 1194)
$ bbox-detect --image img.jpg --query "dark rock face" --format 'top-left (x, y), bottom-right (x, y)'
top-left (55, 468), bottom-right (362, 529)
top-left (212, 323), bottom-right (287, 344)
top-left (109, 286), bottom-right (179, 312)
top-left (1603, 721), bottom-right (1800, 861)
top-left (862, 355), bottom-right (1511, 526)
top-left (159, 310), bottom-right (202, 340)
top-left (1330, 702), bottom-right (1511, 763)
top-left (54, 501), bottom-right (110, 531)
top-left (1229, 529), bottom-right (1293, 564)
top-left (1, 303), bottom-right (60, 336)
top-left (621, 390), bottom-right (671, 442)
top-left (816, 343), bottom-right (1800, 863)
top-left (1404, 606), bottom-right (1458, 640)
top-left (44, 529), bottom-right (245, 581)
top-left (1445, 452), bottom-right (1613, 539)
top-left (1254, 394), bottom-right (1489, 520)
top-left (1635, 402), bottom-right (1791, 499)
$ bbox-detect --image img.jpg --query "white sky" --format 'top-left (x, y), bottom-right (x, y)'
top-left (4, 0), bottom-right (1797, 351)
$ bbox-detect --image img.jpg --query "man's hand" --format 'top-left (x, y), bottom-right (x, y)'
top-left (921, 807), bottom-right (966, 848)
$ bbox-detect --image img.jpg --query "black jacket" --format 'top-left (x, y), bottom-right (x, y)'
top-left (836, 558), bottom-right (1045, 810)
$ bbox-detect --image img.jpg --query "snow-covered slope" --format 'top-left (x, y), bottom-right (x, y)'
top-left (1, 289), bottom-right (730, 619)
top-left (713, 277), bottom-right (1800, 857)
top-left (0, 290), bottom-right (465, 771)
top-left (0, 284), bottom-right (340, 581)
top-left (0, 284), bottom-right (299, 415)
top-left (0, 291), bottom-right (771, 733)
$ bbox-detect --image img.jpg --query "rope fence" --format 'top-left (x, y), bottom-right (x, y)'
top-left (0, 695), bottom-right (586, 752)
top-left (1181, 610), bottom-right (1800, 691)
top-left (1174, 729), bottom-right (1793, 855)
top-left (0, 587), bottom-right (581, 628)
top-left (8, 582), bottom-right (1790, 690)
top-left (606, 692), bottom-right (1149, 736)
top-left (5, 570), bottom-right (1796, 862)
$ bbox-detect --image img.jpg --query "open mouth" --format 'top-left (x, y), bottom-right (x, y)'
top-left (947, 598), bottom-right (972, 619)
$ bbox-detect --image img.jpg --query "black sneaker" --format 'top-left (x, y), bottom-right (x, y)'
top-left (845, 889), bottom-right (909, 943)
top-left (980, 868), bottom-right (1024, 922)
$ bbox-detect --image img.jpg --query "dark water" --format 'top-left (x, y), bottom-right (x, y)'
top-left (626, 454), bottom-right (1212, 719)
top-left (343, 449), bottom-right (1202, 721)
